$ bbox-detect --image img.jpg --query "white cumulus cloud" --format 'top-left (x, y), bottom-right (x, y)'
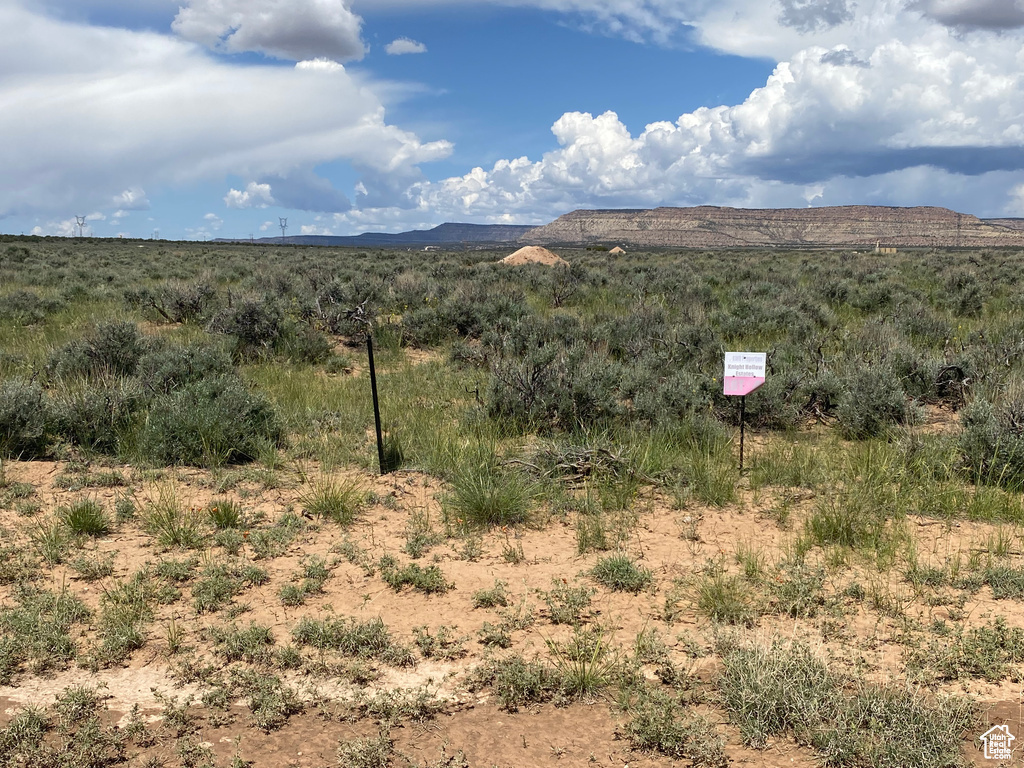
top-left (172, 0), bottom-right (366, 61)
top-left (225, 182), bottom-right (276, 209)
top-left (385, 37), bottom-right (427, 54)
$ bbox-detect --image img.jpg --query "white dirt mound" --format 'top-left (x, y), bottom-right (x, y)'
top-left (500, 246), bottom-right (568, 267)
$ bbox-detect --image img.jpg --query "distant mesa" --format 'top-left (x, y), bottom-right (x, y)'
top-left (521, 205), bottom-right (1024, 249)
top-left (500, 246), bottom-right (568, 267)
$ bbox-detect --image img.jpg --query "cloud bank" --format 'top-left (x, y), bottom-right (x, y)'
top-left (0, 1), bottom-right (449, 226)
top-left (172, 0), bottom-right (366, 61)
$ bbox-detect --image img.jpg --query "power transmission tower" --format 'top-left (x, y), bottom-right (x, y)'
top-left (75, 216), bottom-right (86, 237)
top-left (279, 217), bottom-right (288, 238)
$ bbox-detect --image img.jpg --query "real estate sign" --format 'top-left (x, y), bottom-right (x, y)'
top-left (723, 352), bottom-right (766, 396)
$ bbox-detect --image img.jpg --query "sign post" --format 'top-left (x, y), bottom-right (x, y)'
top-left (723, 352), bottom-right (766, 471)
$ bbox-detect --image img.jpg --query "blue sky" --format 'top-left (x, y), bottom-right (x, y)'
top-left (3, 0), bottom-right (1024, 240)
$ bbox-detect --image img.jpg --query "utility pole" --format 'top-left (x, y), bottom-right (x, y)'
top-left (75, 216), bottom-right (86, 237)
top-left (279, 217), bottom-right (288, 239)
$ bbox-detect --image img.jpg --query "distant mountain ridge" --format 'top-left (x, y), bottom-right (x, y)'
top-left (219, 222), bottom-right (535, 247)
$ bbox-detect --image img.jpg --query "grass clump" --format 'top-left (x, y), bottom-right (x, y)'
top-left (472, 579), bottom-right (510, 609)
top-left (590, 553), bottom-right (652, 593)
top-left (0, 586), bottom-right (90, 682)
top-left (906, 617), bottom-right (1024, 682)
top-left (719, 639), bottom-right (974, 767)
top-left (378, 555), bottom-right (452, 594)
top-left (445, 448), bottom-right (534, 528)
top-left (207, 497), bottom-right (243, 528)
top-left (141, 484), bottom-right (206, 549)
top-left (209, 623), bottom-right (275, 664)
top-left (542, 580), bottom-right (594, 626)
top-left (623, 688), bottom-right (727, 766)
top-left (545, 626), bottom-right (618, 700)
top-left (59, 497), bottom-right (110, 537)
top-left (298, 475), bottom-right (362, 524)
top-left (292, 616), bottom-right (413, 665)
top-left (696, 571), bottom-right (758, 625)
top-left (29, 518), bottom-right (72, 565)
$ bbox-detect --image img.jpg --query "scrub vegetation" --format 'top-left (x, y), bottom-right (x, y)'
top-left (0, 235), bottom-right (1022, 766)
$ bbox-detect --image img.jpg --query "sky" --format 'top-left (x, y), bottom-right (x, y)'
top-left (3, 0), bottom-right (1024, 240)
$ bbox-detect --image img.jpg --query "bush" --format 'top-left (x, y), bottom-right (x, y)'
top-left (47, 321), bottom-right (148, 380)
top-left (836, 367), bottom-right (912, 439)
top-left (140, 374), bottom-right (281, 466)
top-left (208, 299), bottom-right (283, 360)
top-left (0, 378), bottom-right (49, 459)
top-left (959, 397), bottom-right (1024, 488)
top-left (49, 377), bottom-right (144, 455)
top-left (0, 290), bottom-right (63, 325)
top-left (134, 341), bottom-right (233, 395)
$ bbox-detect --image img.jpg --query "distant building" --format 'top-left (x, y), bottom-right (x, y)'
top-left (874, 241), bottom-right (897, 254)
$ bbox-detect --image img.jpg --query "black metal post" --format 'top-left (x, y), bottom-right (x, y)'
top-left (367, 334), bottom-right (386, 475)
top-left (739, 395), bottom-right (746, 472)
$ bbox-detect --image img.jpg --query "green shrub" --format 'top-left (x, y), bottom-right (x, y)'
top-left (0, 290), bottom-right (63, 325)
top-left (134, 341), bottom-right (233, 395)
top-left (291, 616), bottom-right (412, 665)
top-left (472, 580), bottom-right (510, 609)
top-left (719, 640), bottom-right (839, 748)
top-left (486, 655), bottom-right (559, 712)
top-left (836, 367), bottom-right (912, 439)
top-left (0, 586), bottom-right (90, 681)
top-left (0, 378), bottom-right (50, 459)
top-left (140, 374), bottom-right (282, 466)
top-left (208, 299), bottom-right (283, 360)
top-left (47, 321), bottom-right (148, 380)
top-left (209, 623), bottom-right (275, 664)
top-left (959, 396), bottom-right (1024, 489)
top-left (49, 377), bottom-right (145, 455)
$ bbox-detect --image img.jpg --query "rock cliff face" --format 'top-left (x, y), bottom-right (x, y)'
top-left (520, 206), bottom-right (1024, 248)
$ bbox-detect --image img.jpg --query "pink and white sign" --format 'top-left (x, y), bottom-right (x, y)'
top-left (723, 352), bottom-right (766, 396)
